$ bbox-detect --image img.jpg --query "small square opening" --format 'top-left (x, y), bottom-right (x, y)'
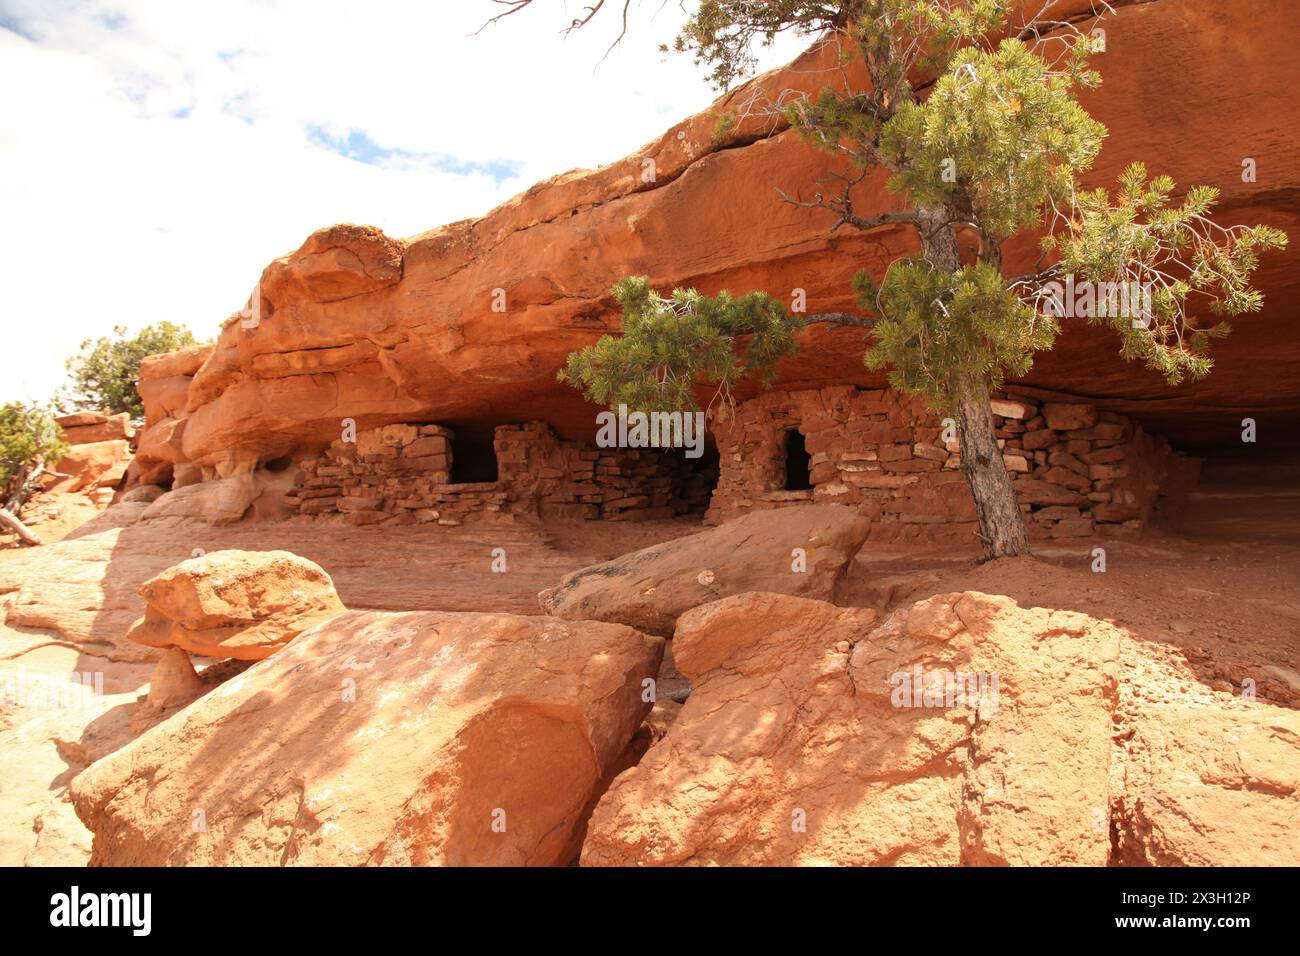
top-left (450, 432), bottom-right (499, 484)
top-left (783, 429), bottom-right (812, 491)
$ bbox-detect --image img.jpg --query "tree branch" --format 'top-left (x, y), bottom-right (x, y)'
top-left (777, 183), bottom-right (921, 235)
top-left (803, 311), bottom-right (879, 328)
top-left (473, 0), bottom-right (536, 35)
top-left (0, 507), bottom-right (41, 546)
top-left (473, 0), bottom-right (635, 61)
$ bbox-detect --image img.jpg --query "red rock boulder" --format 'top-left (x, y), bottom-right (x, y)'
top-left (539, 504), bottom-right (871, 636)
top-left (72, 609), bottom-right (663, 865)
top-left (125, 549), bottom-right (346, 660)
top-left (582, 590), bottom-right (1120, 866)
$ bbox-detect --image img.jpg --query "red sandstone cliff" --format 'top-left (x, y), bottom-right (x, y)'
top-left (145, 0), bottom-right (1298, 489)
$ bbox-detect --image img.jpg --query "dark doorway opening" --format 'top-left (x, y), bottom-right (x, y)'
top-left (450, 431), bottom-right (499, 484)
top-left (669, 438), bottom-right (720, 516)
top-left (784, 429), bottom-right (812, 490)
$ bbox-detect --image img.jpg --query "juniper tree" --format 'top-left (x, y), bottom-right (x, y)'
top-left (60, 321), bottom-right (198, 420)
top-left (497, 0), bottom-right (1286, 558)
top-left (0, 401), bottom-right (66, 545)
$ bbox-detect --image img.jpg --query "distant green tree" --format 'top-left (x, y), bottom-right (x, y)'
top-left (515, 0), bottom-right (1286, 558)
top-left (61, 322), bottom-right (198, 420)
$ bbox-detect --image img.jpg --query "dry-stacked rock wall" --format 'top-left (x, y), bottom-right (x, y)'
top-left (708, 385), bottom-right (1199, 541)
top-left (283, 387), bottom-right (1195, 537)
top-left (286, 421), bottom-right (716, 526)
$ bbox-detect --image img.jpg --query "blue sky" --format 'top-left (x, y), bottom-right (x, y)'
top-left (0, 0), bottom-right (805, 405)
top-left (304, 126), bottom-right (524, 183)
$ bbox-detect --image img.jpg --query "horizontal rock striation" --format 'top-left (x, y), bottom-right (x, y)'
top-left (139, 0), bottom-right (1298, 489)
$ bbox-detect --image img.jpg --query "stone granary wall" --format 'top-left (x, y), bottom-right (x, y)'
top-left (707, 385), bottom-right (1200, 543)
top-left (286, 421), bottom-right (717, 526)
top-left (284, 389), bottom-right (1197, 537)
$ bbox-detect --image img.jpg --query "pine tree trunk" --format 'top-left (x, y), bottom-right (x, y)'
top-left (909, 204), bottom-right (1029, 561)
top-left (956, 376), bottom-right (1031, 559)
top-left (912, 203), bottom-right (1032, 560)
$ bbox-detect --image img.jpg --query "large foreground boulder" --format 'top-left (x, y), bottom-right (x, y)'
top-left (71, 610), bottom-right (663, 865)
top-left (538, 505), bottom-right (871, 636)
top-left (126, 550), bottom-right (346, 660)
top-left (1112, 697), bottom-right (1300, 866)
top-left (581, 590), bottom-right (1121, 866)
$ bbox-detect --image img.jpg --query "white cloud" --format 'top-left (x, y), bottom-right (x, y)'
top-left (0, 0), bottom-right (806, 405)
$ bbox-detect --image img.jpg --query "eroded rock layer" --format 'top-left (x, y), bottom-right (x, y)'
top-left (148, 0), bottom-right (1297, 488)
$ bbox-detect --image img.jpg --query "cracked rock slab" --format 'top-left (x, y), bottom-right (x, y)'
top-left (538, 504), bottom-right (872, 636)
top-left (1111, 699), bottom-right (1300, 866)
top-left (71, 609), bottom-right (663, 866)
top-left (581, 590), bottom-right (1120, 866)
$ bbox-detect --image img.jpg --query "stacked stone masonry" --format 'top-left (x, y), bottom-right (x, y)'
top-left (286, 421), bottom-right (717, 526)
top-left (706, 385), bottom-right (1198, 543)
top-left (285, 387), bottom-right (1195, 539)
